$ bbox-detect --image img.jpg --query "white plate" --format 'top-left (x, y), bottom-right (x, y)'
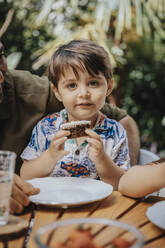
top-left (146, 187), bottom-right (165, 199)
top-left (28, 177), bottom-right (113, 207)
top-left (146, 201), bottom-right (165, 229)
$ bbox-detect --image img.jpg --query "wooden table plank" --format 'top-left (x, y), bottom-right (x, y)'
top-left (27, 207), bottom-right (60, 248)
top-left (60, 201), bottom-right (100, 220)
top-left (90, 191), bottom-right (139, 219)
top-left (47, 191), bottom-right (138, 246)
top-left (8, 211), bottom-right (32, 248)
top-left (118, 200), bottom-right (152, 226)
top-left (26, 192), bottom-right (146, 248)
top-left (144, 236), bottom-right (165, 247)
top-left (27, 199), bottom-right (101, 248)
top-left (89, 192), bottom-right (142, 246)
top-left (139, 222), bottom-right (165, 242)
top-left (0, 209), bottom-right (32, 248)
top-left (30, 192), bottom-right (142, 248)
top-left (120, 221), bottom-right (165, 247)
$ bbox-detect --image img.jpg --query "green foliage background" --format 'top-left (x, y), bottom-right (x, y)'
top-left (123, 39), bottom-right (165, 156)
top-left (0, 0), bottom-right (165, 157)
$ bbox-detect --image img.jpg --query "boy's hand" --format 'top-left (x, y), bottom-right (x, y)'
top-left (85, 129), bottom-right (106, 163)
top-left (48, 130), bottom-right (70, 162)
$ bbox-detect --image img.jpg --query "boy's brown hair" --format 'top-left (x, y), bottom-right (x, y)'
top-left (49, 39), bottom-right (113, 87)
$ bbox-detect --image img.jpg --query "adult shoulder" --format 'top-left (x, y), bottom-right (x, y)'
top-left (5, 70), bottom-right (50, 93)
top-left (101, 103), bottom-right (127, 121)
top-left (5, 69), bottom-right (63, 113)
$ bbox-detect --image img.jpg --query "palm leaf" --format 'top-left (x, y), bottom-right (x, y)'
top-left (25, 0), bottom-right (165, 69)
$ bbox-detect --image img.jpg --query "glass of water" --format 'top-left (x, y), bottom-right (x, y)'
top-left (0, 151), bottom-right (16, 226)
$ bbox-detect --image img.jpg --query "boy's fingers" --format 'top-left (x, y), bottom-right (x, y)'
top-left (86, 138), bottom-right (101, 149)
top-left (53, 137), bottom-right (67, 148)
top-left (62, 150), bottom-right (70, 157)
top-left (85, 129), bottom-right (101, 140)
top-left (53, 130), bottom-right (70, 140)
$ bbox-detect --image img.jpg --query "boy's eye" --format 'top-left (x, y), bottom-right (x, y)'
top-left (89, 81), bottom-right (99, 87)
top-left (67, 83), bottom-right (77, 89)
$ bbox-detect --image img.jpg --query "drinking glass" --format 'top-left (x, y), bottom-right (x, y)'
top-left (0, 150), bottom-right (16, 226)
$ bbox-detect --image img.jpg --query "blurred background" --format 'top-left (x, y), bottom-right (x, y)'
top-left (0, 0), bottom-right (165, 157)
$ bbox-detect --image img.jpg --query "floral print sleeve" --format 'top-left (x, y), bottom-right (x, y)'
top-left (21, 120), bottom-right (49, 160)
top-left (112, 123), bottom-right (130, 170)
top-left (21, 112), bottom-right (61, 161)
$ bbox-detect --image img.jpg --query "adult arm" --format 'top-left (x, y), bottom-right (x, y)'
top-left (120, 115), bottom-right (140, 165)
top-left (118, 163), bottom-right (165, 198)
top-left (10, 174), bottom-right (40, 213)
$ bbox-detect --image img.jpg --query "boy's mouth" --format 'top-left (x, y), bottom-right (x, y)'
top-left (77, 103), bottom-right (94, 108)
top-left (77, 102), bottom-right (93, 105)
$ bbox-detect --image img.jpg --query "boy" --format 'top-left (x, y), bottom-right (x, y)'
top-left (20, 39), bottom-right (130, 189)
top-left (0, 41), bottom-right (140, 173)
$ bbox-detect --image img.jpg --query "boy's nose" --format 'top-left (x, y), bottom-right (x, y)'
top-left (78, 86), bottom-right (90, 98)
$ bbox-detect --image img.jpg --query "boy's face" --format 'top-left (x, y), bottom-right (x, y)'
top-left (52, 67), bottom-right (113, 124)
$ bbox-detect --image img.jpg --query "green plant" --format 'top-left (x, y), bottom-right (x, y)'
top-left (122, 39), bottom-right (165, 156)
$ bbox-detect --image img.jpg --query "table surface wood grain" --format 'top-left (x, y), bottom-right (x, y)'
top-left (0, 191), bottom-right (165, 248)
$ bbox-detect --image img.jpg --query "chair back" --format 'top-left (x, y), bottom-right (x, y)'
top-left (138, 149), bottom-right (160, 165)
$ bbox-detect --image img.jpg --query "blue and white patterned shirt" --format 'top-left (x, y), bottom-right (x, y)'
top-left (21, 109), bottom-right (130, 179)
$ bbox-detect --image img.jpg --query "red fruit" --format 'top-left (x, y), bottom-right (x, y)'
top-left (112, 237), bottom-right (133, 248)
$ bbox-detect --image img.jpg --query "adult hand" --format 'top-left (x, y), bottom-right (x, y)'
top-left (10, 174), bottom-right (40, 214)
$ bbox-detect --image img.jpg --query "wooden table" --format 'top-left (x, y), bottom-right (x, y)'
top-left (0, 191), bottom-right (165, 248)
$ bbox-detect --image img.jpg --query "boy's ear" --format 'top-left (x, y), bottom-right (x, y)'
top-left (51, 84), bottom-right (62, 102)
top-left (106, 78), bottom-right (114, 97)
